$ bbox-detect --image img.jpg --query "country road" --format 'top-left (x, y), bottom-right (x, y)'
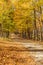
top-left (0, 38), bottom-right (43, 50)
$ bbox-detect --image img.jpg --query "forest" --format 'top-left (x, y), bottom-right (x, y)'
top-left (0, 0), bottom-right (43, 41)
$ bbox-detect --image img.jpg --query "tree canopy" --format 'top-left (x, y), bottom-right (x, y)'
top-left (0, 0), bottom-right (43, 40)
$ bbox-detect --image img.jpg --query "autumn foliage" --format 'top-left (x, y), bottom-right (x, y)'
top-left (0, 0), bottom-right (43, 41)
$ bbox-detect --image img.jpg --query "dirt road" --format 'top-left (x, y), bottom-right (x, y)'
top-left (0, 38), bottom-right (43, 65)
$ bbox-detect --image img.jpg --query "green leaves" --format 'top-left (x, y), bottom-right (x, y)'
top-left (0, 0), bottom-right (15, 33)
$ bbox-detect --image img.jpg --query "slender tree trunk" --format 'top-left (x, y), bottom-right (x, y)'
top-left (40, 6), bottom-right (43, 41)
top-left (6, 31), bottom-right (9, 38)
top-left (27, 28), bottom-right (30, 39)
top-left (0, 23), bottom-right (2, 37)
top-left (33, 8), bottom-right (37, 40)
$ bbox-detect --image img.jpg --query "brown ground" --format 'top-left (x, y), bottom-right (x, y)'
top-left (0, 38), bottom-right (43, 65)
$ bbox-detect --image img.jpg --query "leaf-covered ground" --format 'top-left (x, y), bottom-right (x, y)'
top-left (0, 47), bottom-right (43, 65)
top-left (0, 38), bottom-right (43, 65)
top-left (0, 45), bottom-right (37, 65)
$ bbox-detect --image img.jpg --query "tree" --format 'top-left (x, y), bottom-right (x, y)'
top-left (0, 0), bottom-right (15, 38)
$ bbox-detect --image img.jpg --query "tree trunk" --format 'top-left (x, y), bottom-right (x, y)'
top-left (40, 6), bottom-right (43, 41)
top-left (33, 8), bottom-right (37, 40)
top-left (6, 31), bottom-right (9, 38)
